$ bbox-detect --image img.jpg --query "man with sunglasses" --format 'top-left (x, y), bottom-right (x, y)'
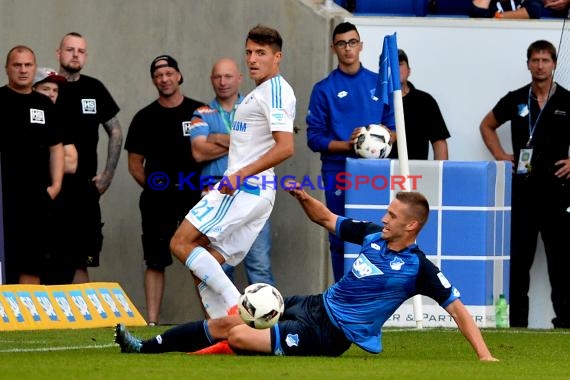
top-left (306, 22), bottom-right (395, 283)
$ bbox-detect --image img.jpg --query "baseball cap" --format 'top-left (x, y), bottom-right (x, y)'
top-left (33, 67), bottom-right (67, 87)
top-left (149, 54), bottom-right (184, 84)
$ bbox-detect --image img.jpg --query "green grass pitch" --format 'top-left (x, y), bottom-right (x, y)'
top-left (0, 327), bottom-right (569, 380)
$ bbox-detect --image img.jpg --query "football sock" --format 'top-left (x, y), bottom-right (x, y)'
top-left (198, 281), bottom-right (229, 318)
top-left (140, 320), bottom-right (213, 353)
top-left (185, 246), bottom-right (240, 307)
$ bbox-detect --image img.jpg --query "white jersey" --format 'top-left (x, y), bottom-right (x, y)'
top-left (226, 75), bottom-right (296, 189)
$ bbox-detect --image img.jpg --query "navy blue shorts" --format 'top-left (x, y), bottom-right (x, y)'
top-left (270, 294), bottom-right (351, 356)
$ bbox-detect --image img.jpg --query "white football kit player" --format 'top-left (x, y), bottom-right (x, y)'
top-left (186, 74), bottom-right (296, 265)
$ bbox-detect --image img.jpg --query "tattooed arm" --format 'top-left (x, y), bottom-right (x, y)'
top-left (93, 115), bottom-right (123, 194)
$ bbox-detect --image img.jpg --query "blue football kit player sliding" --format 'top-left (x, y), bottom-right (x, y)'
top-left (115, 188), bottom-right (497, 361)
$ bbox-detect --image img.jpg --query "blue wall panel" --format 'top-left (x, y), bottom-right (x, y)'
top-left (344, 160), bottom-right (511, 317)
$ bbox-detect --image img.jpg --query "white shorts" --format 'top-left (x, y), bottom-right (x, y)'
top-left (186, 187), bottom-right (275, 266)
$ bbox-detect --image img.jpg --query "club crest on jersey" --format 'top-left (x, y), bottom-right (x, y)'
top-left (371, 243), bottom-right (380, 250)
top-left (182, 121), bottom-right (192, 136)
top-left (389, 257), bottom-right (405, 271)
top-left (30, 109), bottom-right (45, 124)
top-left (81, 99), bottom-right (97, 114)
top-left (352, 255), bottom-right (383, 278)
top-left (370, 88), bottom-right (378, 101)
top-left (285, 334), bottom-right (299, 347)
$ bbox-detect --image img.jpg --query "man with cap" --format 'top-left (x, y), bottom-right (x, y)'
top-left (125, 54), bottom-right (205, 325)
top-left (0, 45), bottom-right (64, 284)
top-left (55, 32), bottom-right (123, 283)
top-left (33, 67), bottom-right (78, 174)
top-left (32, 67), bottom-right (80, 284)
top-left (387, 49), bottom-right (450, 160)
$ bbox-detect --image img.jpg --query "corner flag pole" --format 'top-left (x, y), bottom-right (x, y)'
top-left (378, 33), bottom-right (423, 329)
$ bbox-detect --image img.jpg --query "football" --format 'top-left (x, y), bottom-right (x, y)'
top-left (238, 283), bottom-right (284, 329)
top-left (354, 124), bottom-right (392, 159)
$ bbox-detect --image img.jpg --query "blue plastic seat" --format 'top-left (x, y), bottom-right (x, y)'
top-left (429, 0), bottom-right (472, 15)
top-left (334, 0), bottom-right (428, 16)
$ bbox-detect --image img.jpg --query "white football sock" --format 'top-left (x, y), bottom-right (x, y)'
top-left (185, 246), bottom-right (240, 309)
top-left (198, 281), bottom-right (229, 318)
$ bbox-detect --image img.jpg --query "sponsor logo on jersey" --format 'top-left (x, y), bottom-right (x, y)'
top-left (352, 254), bottom-right (383, 278)
top-left (371, 243), bottom-right (380, 250)
top-left (30, 108), bottom-right (45, 124)
top-left (81, 99), bottom-right (97, 114)
top-left (270, 109), bottom-right (286, 126)
top-left (337, 90), bottom-right (348, 98)
top-left (231, 120), bottom-right (247, 132)
top-left (389, 257), bottom-right (405, 271)
top-left (285, 333), bottom-right (299, 347)
top-left (182, 121), bottom-right (192, 136)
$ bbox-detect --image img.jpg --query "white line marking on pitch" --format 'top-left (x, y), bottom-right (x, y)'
top-left (0, 343), bottom-right (115, 353)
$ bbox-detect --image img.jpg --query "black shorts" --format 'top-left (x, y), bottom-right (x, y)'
top-left (56, 175), bottom-right (103, 268)
top-left (139, 189), bottom-right (200, 270)
top-left (4, 189), bottom-right (57, 283)
top-left (270, 294), bottom-right (352, 356)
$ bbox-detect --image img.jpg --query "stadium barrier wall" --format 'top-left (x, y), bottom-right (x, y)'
top-left (344, 159), bottom-right (511, 327)
top-left (0, 282), bottom-right (146, 331)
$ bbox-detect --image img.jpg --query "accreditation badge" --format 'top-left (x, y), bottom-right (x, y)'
top-left (516, 148), bottom-right (533, 174)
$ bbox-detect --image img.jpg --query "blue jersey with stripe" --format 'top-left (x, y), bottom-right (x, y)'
top-left (323, 217), bottom-right (460, 354)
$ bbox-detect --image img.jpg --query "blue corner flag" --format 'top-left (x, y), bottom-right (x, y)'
top-left (375, 33), bottom-right (401, 111)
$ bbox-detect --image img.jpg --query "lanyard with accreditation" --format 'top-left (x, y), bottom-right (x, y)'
top-left (517, 84), bottom-right (555, 175)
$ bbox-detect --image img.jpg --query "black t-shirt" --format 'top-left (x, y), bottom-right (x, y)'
top-left (492, 83), bottom-right (570, 180)
top-left (56, 75), bottom-right (120, 178)
top-left (125, 97), bottom-right (205, 190)
top-left (53, 100), bottom-right (75, 146)
top-left (389, 82), bottom-right (451, 159)
top-left (0, 86), bottom-right (62, 199)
